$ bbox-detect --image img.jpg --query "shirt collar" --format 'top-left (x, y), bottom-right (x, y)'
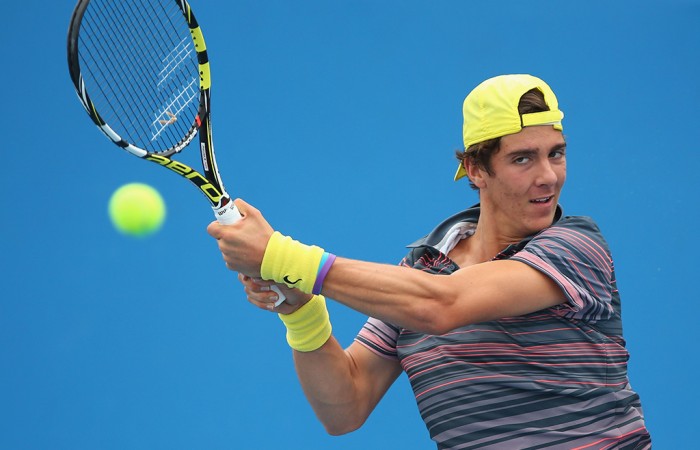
top-left (407, 203), bottom-right (563, 249)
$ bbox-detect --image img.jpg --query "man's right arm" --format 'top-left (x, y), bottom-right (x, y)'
top-left (292, 337), bottom-right (403, 435)
top-left (238, 274), bottom-right (402, 434)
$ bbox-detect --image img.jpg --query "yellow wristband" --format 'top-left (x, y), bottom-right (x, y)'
top-left (261, 231), bottom-right (325, 294)
top-left (278, 295), bottom-right (332, 352)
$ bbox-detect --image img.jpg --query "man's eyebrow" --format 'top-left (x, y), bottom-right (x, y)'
top-left (503, 148), bottom-right (538, 158)
top-left (505, 142), bottom-right (567, 156)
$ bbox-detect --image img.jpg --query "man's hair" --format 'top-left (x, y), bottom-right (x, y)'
top-left (455, 88), bottom-right (552, 190)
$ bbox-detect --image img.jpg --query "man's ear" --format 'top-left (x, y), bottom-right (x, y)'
top-left (466, 160), bottom-right (487, 189)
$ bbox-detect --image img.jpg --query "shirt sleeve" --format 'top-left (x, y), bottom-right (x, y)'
top-left (510, 216), bottom-right (617, 323)
top-left (354, 317), bottom-right (400, 360)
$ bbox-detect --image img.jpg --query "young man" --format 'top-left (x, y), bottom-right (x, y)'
top-left (208, 74), bottom-right (651, 449)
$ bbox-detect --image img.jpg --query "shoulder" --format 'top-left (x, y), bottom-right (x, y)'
top-left (554, 215), bottom-right (603, 234)
top-left (512, 214), bottom-right (619, 323)
top-left (536, 214), bottom-right (611, 255)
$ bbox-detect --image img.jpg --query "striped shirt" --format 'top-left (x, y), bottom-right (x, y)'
top-left (356, 205), bottom-right (651, 449)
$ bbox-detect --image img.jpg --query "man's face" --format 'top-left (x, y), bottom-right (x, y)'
top-left (472, 125), bottom-right (567, 238)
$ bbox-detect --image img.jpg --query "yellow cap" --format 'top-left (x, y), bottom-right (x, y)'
top-left (455, 74), bottom-right (564, 181)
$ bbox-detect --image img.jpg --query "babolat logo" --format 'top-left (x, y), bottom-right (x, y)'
top-left (216, 205), bottom-right (234, 217)
top-left (146, 154), bottom-right (223, 203)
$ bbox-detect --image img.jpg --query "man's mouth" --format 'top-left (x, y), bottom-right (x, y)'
top-left (530, 196), bottom-right (553, 204)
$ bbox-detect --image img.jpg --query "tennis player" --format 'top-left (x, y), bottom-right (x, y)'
top-left (208, 74), bottom-right (651, 449)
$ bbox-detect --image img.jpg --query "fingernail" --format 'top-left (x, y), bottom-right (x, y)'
top-left (259, 286), bottom-right (270, 292)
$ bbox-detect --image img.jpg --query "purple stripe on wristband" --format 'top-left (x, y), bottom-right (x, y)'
top-left (312, 253), bottom-right (337, 295)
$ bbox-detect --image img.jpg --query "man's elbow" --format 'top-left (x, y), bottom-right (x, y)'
top-left (405, 300), bottom-right (459, 335)
top-left (322, 416), bottom-right (365, 436)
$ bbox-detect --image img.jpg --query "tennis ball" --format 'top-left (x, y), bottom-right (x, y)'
top-left (108, 183), bottom-right (166, 237)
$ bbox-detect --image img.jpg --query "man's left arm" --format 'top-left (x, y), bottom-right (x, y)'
top-left (320, 257), bottom-right (565, 334)
top-left (208, 199), bottom-right (566, 334)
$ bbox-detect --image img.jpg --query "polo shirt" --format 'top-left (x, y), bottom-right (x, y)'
top-left (356, 205), bottom-right (651, 449)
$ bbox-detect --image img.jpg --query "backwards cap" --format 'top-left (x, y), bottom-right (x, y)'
top-left (455, 74), bottom-right (564, 181)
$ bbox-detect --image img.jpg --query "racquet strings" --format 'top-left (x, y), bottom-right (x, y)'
top-left (78, 0), bottom-right (199, 153)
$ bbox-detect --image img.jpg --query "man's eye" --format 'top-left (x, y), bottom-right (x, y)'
top-left (550, 150), bottom-right (565, 159)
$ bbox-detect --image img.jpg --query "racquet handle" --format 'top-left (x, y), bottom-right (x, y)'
top-left (215, 201), bottom-right (243, 225)
top-left (213, 201), bottom-right (287, 307)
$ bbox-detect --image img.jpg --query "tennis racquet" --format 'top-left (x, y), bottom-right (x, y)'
top-left (67, 0), bottom-right (286, 305)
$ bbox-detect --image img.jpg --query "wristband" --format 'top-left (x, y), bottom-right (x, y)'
top-left (261, 232), bottom-right (325, 294)
top-left (312, 252), bottom-right (336, 295)
top-left (278, 295), bottom-right (332, 352)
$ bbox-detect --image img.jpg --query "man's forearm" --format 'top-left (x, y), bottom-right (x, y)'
top-left (321, 257), bottom-right (455, 334)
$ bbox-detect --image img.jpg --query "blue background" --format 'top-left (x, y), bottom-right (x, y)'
top-left (2, 0), bottom-right (698, 448)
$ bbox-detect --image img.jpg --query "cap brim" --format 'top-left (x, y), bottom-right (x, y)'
top-left (454, 163), bottom-right (467, 181)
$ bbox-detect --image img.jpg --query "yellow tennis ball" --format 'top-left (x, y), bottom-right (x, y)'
top-left (108, 183), bottom-right (166, 237)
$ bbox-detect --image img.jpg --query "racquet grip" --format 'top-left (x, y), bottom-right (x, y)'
top-left (212, 201), bottom-right (287, 306)
top-left (214, 202), bottom-right (243, 225)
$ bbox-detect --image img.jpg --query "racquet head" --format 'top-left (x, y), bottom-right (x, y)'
top-left (67, 0), bottom-right (240, 223)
